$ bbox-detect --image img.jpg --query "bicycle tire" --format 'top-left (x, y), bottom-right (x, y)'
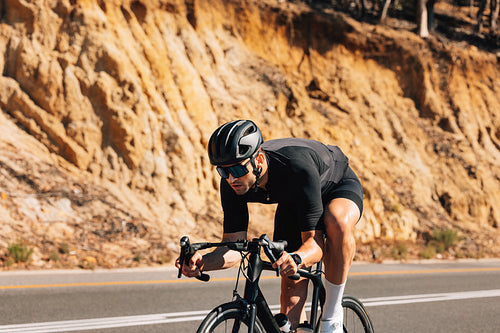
top-left (197, 301), bottom-right (266, 333)
top-left (342, 295), bottom-right (374, 333)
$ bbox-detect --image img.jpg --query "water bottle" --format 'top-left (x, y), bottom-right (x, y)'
top-left (274, 313), bottom-right (292, 332)
top-left (295, 322), bottom-right (314, 332)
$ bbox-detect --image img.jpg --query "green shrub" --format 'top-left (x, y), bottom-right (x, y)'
top-left (420, 245), bottom-right (436, 259)
top-left (49, 252), bottom-right (60, 262)
top-left (392, 242), bottom-right (408, 260)
top-left (432, 228), bottom-right (458, 250)
top-left (7, 241), bottom-right (33, 263)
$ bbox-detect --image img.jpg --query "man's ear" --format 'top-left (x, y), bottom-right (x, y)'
top-left (256, 150), bottom-right (265, 167)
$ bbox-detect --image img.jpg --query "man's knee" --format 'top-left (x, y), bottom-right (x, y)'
top-left (324, 198), bottom-right (359, 237)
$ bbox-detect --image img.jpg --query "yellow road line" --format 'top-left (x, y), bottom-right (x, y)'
top-left (0, 275), bottom-right (278, 290)
top-left (1, 267), bottom-right (499, 290)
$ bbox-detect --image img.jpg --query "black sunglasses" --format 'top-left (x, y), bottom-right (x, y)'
top-left (216, 158), bottom-right (253, 179)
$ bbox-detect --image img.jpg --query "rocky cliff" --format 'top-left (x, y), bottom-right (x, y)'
top-left (0, 0), bottom-right (499, 269)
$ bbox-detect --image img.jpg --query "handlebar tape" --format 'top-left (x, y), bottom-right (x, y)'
top-left (196, 273), bottom-right (210, 282)
top-left (178, 236), bottom-right (210, 282)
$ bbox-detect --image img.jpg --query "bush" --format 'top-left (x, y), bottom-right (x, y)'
top-left (7, 241), bottom-right (33, 263)
top-left (49, 252), bottom-right (60, 262)
top-left (392, 242), bottom-right (408, 260)
top-left (432, 228), bottom-right (458, 250)
top-left (420, 227), bottom-right (459, 259)
top-left (420, 245), bottom-right (436, 259)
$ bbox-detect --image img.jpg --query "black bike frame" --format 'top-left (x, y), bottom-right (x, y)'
top-left (237, 241), bottom-right (325, 333)
top-left (303, 260), bottom-right (325, 329)
top-left (240, 240), bottom-right (282, 333)
top-left (179, 235), bottom-right (325, 333)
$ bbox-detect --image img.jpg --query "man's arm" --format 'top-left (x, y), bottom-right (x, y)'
top-left (177, 231), bottom-right (247, 278)
top-left (199, 231), bottom-right (247, 271)
top-left (272, 230), bottom-right (324, 276)
top-left (295, 229), bottom-right (324, 268)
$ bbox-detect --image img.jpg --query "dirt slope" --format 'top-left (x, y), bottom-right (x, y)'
top-left (0, 0), bottom-right (499, 269)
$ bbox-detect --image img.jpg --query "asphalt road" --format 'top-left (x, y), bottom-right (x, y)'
top-left (0, 259), bottom-right (499, 332)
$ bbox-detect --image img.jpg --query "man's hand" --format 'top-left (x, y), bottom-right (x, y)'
top-left (175, 252), bottom-right (204, 278)
top-left (272, 251), bottom-right (299, 277)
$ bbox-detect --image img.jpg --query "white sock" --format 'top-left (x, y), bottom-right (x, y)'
top-left (320, 279), bottom-right (345, 333)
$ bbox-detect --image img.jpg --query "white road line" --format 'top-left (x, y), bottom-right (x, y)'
top-left (361, 289), bottom-right (500, 307)
top-left (0, 312), bottom-right (208, 333)
top-left (1, 289), bottom-right (498, 332)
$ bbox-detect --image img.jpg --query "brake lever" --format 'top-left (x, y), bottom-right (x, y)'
top-left (178, 236), bottom-right (189, 278)
top-left (260, 234), bottom-right (287, 277)
top-left (178, 236), bottom-right (210, 282)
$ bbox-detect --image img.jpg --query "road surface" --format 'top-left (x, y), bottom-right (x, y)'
top-left (0, 259), bottom-right (499, 332)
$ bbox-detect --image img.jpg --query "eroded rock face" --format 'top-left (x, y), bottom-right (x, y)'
top-left (0, 0), bottom-right (499, 268)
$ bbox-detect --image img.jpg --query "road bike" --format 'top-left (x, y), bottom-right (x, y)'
top-left (178, 234), bottom-right (374, 333)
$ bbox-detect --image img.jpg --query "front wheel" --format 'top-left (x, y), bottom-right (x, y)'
top-left (342, 295), bottom-right (374, 333)
top-left (197, 301), bottom-right (265, 333)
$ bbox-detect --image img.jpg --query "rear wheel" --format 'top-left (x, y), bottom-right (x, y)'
top-left (197, 302), bottom-right (265, 333)
top-left (342, 295), bottom-right (374, 333)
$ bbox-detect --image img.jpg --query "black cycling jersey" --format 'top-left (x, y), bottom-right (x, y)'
top-left (220, 138), bottom-right (362, 244)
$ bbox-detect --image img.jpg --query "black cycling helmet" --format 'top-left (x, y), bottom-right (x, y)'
top-left (208, 120), bottom-right (263, 166)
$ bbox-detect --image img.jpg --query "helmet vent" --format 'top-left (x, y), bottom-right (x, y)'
top-left (208, 120), bottom-right (263, 166)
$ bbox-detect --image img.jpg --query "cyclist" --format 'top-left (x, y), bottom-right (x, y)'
top-left (177, 120), bottom-right (363, 333)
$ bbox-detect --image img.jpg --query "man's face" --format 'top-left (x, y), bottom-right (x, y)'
top-left (219, 158), bottom-right (255, 195)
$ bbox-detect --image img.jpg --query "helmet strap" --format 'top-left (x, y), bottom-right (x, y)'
top-left (250, 157), bottom-right (262, 192)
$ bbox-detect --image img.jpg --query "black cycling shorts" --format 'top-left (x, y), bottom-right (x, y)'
top-left (273, 167), bottom-right (363, 252)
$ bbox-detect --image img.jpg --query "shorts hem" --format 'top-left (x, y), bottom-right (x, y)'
top-left (325, 190), bottom-right (363, 217)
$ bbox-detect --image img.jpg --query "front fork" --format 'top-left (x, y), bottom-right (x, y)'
top-left (241, 250), bottom-right (282, 333)
top-left (247, 303), bottom-right (257, 333)
top-left (238, 290), bottom-right (281, 333)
